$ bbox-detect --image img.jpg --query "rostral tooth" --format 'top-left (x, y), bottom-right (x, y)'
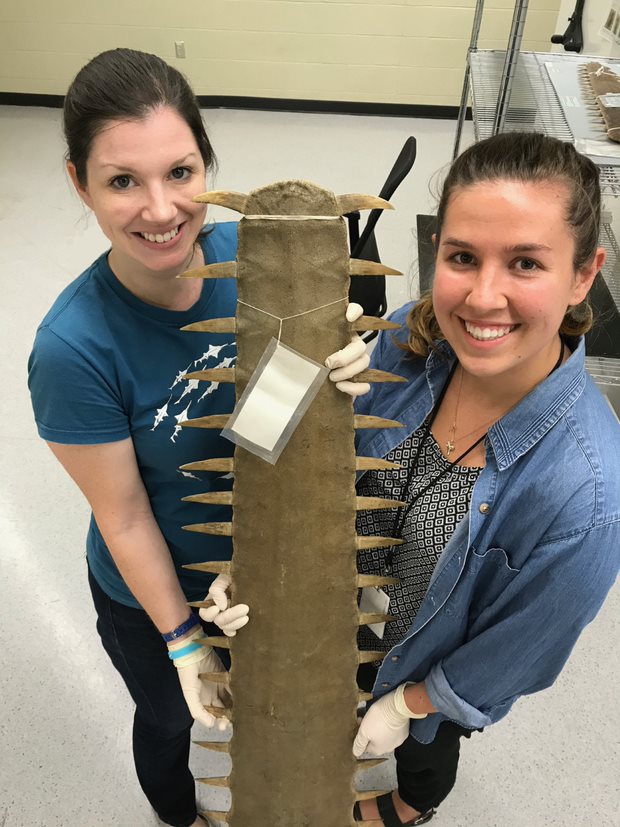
top-left (355, 790), bottom-right (391, 801)
top-left (182, 522), bottom-right (232, 536)
top-left (193, 190), bottom-right (249, 213)
top-left (357, 574), bottom-right (399, 588)
top-left (354, 369), bottom-right (406, 384)
top-left (181, 414), bottom-right (230, 429)
top-left (200, 636), bottom-right (232, 649)
top-left (185, 368), bottom-right (236, 383)
top-left (356, 536), bottom-right (404, 550)
top-left (356, 496), bottom-right (407, 510)
top-left (354, 415), bottom-right (404, 429)
top-left (181, 317), bottom-right (236, 333)
top-left (182, 491), bottom-right (233, 505)
top-left (356, 758), bottom-right (388, 770)
top-left (358, 691), bottom-right (373, 703)
top-left (196, 777), bottom-right (230, 788)
top-left (352, 316), bottom-right (400, 332)
top-left (193, 741), bottom-right (231, 753)
top-left (336, 194), bottom-right (394, 214)
top-left (358, 612), bottom-right (395, 626)
top-left (182, 561), bottom-right (232, 575)
top-left (358, 650), bottom-right (389, 664)
top-left (199, 671), bottom-right (230, 684)
top-left (179, 458), bottom-right (234, 472)
top-left (355, 457), bottom-right (402, 471)
top-left (179, 261), bottom-right (238, 279)
top-left (349, 260), bottom-right (402, 276)
top-left (200, 810), bottom-right (230, 823)
top-left (204, 705), bottom-right (232, 718)
top-left (188, 598), bottom-right (216, 608)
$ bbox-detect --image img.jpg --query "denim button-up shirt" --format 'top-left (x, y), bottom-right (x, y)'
top-left (355, 303), bottom-right (620, 743)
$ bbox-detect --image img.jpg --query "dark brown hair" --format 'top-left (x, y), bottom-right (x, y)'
top-left (407, 132), bottom-right (601, 356)
top-left (63, 48), bottom-right (216, 185)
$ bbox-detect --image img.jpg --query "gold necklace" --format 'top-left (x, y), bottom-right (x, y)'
top-left (445, 339), bottom-right (566, 456)
top-left (448, 412), bottom-right (504, 454)
top-left (446, 367), bottom-right (463, 456)
top-left (445, 367), bottom-right (510, 456)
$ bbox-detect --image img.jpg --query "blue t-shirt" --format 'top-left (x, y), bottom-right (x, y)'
top-left (28, 223), bottom-right (239, 607)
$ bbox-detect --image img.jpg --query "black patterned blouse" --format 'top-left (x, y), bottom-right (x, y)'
top-left (357, 427), bottom-right (482, 653)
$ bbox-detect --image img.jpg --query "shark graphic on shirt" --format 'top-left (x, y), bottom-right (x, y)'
top-left (195, 343), bottom-right (227, 364)
top-left (171, 403), bottom-right (192, 443)
top-left (151, 342), bottom-right (236, 441)
top-left (177, 379), bottom-right (200, 403)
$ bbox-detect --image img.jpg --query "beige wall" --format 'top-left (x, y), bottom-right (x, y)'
top-left (1, 0), bottom-right (560, 106)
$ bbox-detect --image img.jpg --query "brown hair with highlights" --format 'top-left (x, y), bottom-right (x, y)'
top-left (63, 48), bottom-right (216, 186)
top-left (406, 132), bottom-right (601, 357)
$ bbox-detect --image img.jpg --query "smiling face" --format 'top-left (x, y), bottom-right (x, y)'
top-left (67, 106), bottom-right (208, 281)
top-left (432, 178), bottom-right (604, 390)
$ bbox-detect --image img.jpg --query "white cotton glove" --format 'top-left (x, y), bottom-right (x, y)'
top-left (168, 627), bottom-right (231, 730)
top-left (353, 683), bottom-right (427, 757)
top-left (199, 573), bottom-right (250, 637)
top-left (325, 302), bottom-right (371, 397)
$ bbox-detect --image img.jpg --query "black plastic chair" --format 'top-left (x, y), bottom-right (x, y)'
top-left (585, 272), bottom-right (620, 358)
top-left (346, 136), bottom-right (417, 340)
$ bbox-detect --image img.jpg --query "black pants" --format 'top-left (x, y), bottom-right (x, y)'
top-left (88, 569), bottom-right (209, 827)
top-left (357, 663), bottom-right (476, 814)
top-left (90, 569), bottom-right (471, 822)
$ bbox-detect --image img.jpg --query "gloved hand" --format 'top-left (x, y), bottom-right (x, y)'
top-left (325, 303), bottom-right (371, 397)
top-left (199, 573), bottom-right (250, 637)
top-left (168, 627), bottom-right (231, 730)
top-left (353, 683), bottom-right (427, 757)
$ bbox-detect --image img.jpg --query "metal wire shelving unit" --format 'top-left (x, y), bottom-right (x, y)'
top-left (600, 220), bottom-right (620, 307)
top-left (469, 50), bottom-right (620, 197)
top-left (454, 1), bottom-right (620, 393)
top-left (469, 51), bottom-right (573, 142)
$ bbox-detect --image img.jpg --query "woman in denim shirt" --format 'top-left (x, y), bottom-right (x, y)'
top-left (215, 132), bottom-right (619, 826)
top-left (348, 132), bottom-right (620, 826)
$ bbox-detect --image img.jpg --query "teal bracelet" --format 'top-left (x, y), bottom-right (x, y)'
top-left (167, 641), bottom-right (203, 661)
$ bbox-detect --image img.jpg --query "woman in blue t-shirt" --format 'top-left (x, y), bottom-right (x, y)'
top-left (28, 48), bottom-right (367, 827)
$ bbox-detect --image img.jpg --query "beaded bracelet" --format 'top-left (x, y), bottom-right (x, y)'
top-left (162, 613), bottom-right (200, 642)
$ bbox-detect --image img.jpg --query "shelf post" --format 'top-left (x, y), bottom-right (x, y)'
top-left (493, 0), bottom-right (530, 135)
top-left (453, 0), bottom-right (486, 160)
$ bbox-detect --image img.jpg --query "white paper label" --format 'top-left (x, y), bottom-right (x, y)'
top-left (599, 93), bottom-right (620, 108)
top-left (359, 587), bottom-right (391, 640)
top-left (222, 338), bottom-right (328, 464)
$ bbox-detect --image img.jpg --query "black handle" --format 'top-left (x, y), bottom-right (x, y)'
top-left (351, 136), bottom-right (417, 259)
top-left (550, 0), bottom-right (585, 52)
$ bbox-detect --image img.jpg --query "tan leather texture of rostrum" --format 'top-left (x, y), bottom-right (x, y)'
top-left (181, 179), bottom-right (401, 827)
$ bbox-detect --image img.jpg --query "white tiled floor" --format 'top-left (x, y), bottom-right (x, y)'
top-left (0, 105), bottom-right (618, 827)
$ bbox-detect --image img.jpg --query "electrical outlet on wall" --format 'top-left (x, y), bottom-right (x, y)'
top-left (175, 41), bottom-right (186, 58)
